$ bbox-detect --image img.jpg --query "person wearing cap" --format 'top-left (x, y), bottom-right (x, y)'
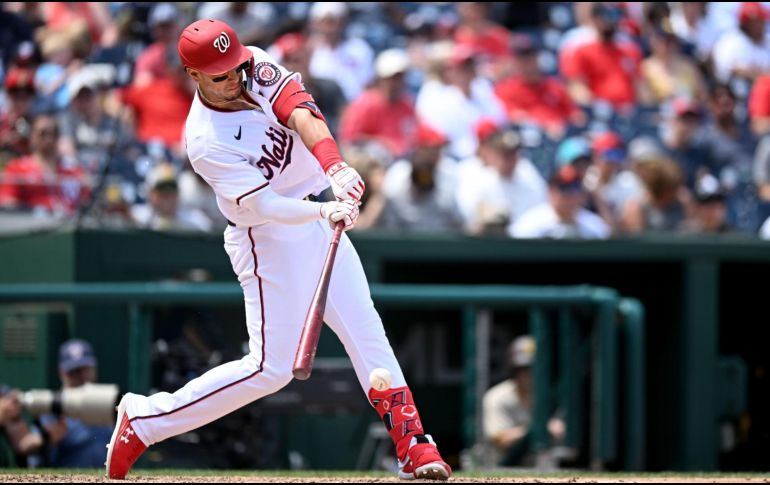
top-left (106, 19), bottom-right (451, 481)
top-left (0, 67), bottom-right (38, 163)
top-left (660, 96), bottom-right (715, 190)
top-left (712, 2), bottom-right (770, 83)
top-left (36, 339), bottom-right (113, 468)
top-left (307, 2), bottom-right (375, 101)
top-left (494, 34), bottom-right (584, 139)
top-left (268, 33), bottom-right (345, 134)
top-left (509, 165), bottom-right (610, 239)
top-left (455, 125), bottom-right (547, 235)
top-left (561, 3), bottom-right (643, 109)
top-left (639, 25), bottom-right (706, 105)
top-left (583, 131), bottom-right (644, 228)
top-left (482, 335), bottom-right (566, 467)
top-left (0, 113), bottom-right (90, 216)
top-left (121, 44), bottom-right (196, 152)
top-left (683, 174), bottom-right (731, 234)
top-left (130, 163), bottom-right (212, 232)
top-left (339, 48), bottom-right (418, 158)
top-left (381, 123), bottom-right (463, 232)
top-left (58, 64), bottom-right (119, 174)
top-left (416, 42), bottom-right (507, 160)
top-left (133, 3), bottom-right (181, 88)
top-left (699, 84), bottom-right (758, 232)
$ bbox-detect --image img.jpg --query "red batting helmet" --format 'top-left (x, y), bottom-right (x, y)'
top-left (178, 19), bottom-right (253, 75)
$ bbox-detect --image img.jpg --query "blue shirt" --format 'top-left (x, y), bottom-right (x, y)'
top-left (39, 415), bottom-right (113, 468)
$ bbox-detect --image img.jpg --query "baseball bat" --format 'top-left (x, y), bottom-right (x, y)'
top-left (292, 221), bottom-right (345, 380)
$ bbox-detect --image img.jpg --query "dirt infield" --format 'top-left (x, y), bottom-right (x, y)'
top-left (1, 473), bottom-right (769, 484)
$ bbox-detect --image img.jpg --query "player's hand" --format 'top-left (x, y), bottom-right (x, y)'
top-left (327, 162), bottom-right (365, 203)
top-left (320, 200), bottom-right (359, 231)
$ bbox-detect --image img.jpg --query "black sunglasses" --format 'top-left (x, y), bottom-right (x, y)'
top-left (211, 61), bottom-right (250, 83)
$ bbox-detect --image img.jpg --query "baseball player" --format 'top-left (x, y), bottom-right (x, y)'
top-left (105, 19), bottom-right (451, 481)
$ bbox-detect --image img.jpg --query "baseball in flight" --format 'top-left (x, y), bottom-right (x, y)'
top-left (369, 368), bottom-right (393, 391)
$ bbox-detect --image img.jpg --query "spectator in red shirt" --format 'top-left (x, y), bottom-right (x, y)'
top-left (454, 3), bottom-right (512, 61)
top-left (0, 67), bottom-right (37, 165)
top-left (749, 73), bottom-right (770, 136)
top-left (0, 114), bottom-right (89, 215)
top-left (562, 3), bottom-right (642, 110)
top-left (494, 35), bottom-right (585, 139)
top-left (132, 3), bottom-right (180, 88)
top-left (339, 48), bottom-right (418, 158)
top-left (121, 45), bottom-right (195, 153)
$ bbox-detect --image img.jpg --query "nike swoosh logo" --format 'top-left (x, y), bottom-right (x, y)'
top-left (234, 126), bottom-right (242, 140)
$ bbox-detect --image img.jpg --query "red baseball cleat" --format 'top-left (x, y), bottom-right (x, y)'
top-left (105, 394), bottom-right (147, 480)
top-left (398, 434), bottom-right (452, 480)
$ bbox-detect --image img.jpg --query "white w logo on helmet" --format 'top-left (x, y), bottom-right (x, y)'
top-left (213, 32), bottom-right (231, 54)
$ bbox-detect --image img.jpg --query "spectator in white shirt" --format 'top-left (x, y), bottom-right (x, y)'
top-left (307, 2), bottom-right (375, 102)
top-left (456, 125), bottom-right (547, 235)
top-left (712, 2), bottom-right (770, 82)
top-left (509, 165), bottom-right (610, 240)
top-left (416, 43), bottom-right (507, 161)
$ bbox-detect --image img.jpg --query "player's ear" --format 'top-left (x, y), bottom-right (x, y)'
top-left (186, 67), bottom-right (201, 82)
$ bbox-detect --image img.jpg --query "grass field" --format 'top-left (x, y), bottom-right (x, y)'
top-left (0, 470), bottom-right (768, 483)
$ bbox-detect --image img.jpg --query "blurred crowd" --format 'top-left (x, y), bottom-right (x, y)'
top-left (3, 2), bottom-right (770, 239)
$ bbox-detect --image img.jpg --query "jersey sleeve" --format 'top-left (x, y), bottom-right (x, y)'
top-left (187, 135), bottom-right (269, 207)
top-left (245, 46), bottom-right (303, 109)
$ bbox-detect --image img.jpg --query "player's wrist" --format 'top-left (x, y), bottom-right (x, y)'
top-left (311, 138), bottom-right (344, 173)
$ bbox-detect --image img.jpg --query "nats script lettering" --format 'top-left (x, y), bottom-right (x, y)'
top-left (255, 127), bottom-right (293, 180)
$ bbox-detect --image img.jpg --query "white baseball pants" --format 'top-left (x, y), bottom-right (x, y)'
top-left (125, 220), bottom-right (407, 446)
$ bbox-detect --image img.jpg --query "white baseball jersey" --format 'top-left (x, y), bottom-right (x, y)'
top-left (185, 46), bottom-right (329, 227)
top-left (123, 46), bottom-right (409, 447)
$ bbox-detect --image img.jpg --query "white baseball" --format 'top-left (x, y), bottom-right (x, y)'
top-left (369, 368), bottom-right (392, 391)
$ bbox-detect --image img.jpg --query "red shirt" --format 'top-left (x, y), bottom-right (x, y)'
top-left (0, 155), bottom-right (88, 214)
top-left (749, 74), bottom-right (770, 119)
top-left (134, 42), bottom-right (171, 85)
top-left (562, 39), bottom-right (642, 108)
top-left (339, 89), bottom-right (417, 157)
top-left (494, 76), bottom-right (580, 128)
top-left (122, 79), bottom-right (193, 148)
top-left (455, 24), bottom-right (512, 59)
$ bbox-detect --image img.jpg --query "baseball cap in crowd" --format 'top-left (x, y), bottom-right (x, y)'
top-left (59, 339), bottom-right (97, 373)
top-left (509, 335), bottom-right (536, 368)
top-left (3, 67), bottom-right (36, 93)
top-left (669, 97), bottom-right (703, 119)
top-left (149, 3), bottom-right (179, 28)
top-left (739, 2), bottom-right (770, 24)
top-left (448, 44), bottom-right (476, 68)
top-left (489, 128), bottom-right (521, 153)
top-left (592, 131), bottom-right (626, 164)
top-left (146, 163), bottom-right (179, 192)
top-left (375, 48), bottom-right (410, 79)
top-left (475, 118), bottom-right (500, 144)
top-left (179, 19), bottom-right (253, 75)
top-left (592, 2), bottom-right (624, 23)
top-left (694, 174), bottom-right (726, 203)
top-left (549, 164), bottom-right (584, 192)
top-left (270, 33), bottom-right (306, 62)
top-left (555, 136), bottom-right (592, 167)
top-left (310, 2), bottom-right (348, 20)
top-left (67, 64), bottom-right (116, 99)
top-left (414, 123), bottom-right (448, 148)
top-left (510, 33), bottom-right (538, 56)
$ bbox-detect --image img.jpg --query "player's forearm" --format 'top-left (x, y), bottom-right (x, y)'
top-left (241, 187), bottom-right (322, 225)
top-left (289, 108), bottom-right (334, 154)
